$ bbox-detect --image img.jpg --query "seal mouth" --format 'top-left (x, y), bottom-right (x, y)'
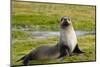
top-left (61, 19), bottom-right (69, 28)
top-left (62, 21), bottom-right (69, 26)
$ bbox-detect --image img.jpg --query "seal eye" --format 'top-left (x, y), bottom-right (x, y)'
top-left (61, 17), bottom-right (63, 22)
top-left (61, 16), bottom-right (67, 22)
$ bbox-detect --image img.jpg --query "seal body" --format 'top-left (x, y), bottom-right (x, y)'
top-left (59, 16), bottom-right (83, 55)
top-left (60, 25), bottom-right (77, 53)
top-left (28, 45), bottom-right (60, 60)
top-left (16, 44), bottom-right (69, 65)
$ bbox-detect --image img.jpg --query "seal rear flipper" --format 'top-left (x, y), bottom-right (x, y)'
top-left (73, 44), bottom-right (84, 53)
top-left (23, 54), bottom-right (33, 65)
top-left (23, 57), bottom-right (29, 66)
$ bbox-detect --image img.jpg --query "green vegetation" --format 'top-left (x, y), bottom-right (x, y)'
top-left (12, 31), bottom-right (30, 39)
top-left (11, 1), bottom-right (96, 66)
top-left (12, 35), bottom-right (95, 65)
top-left (12, 1), bottom-right (96, 31)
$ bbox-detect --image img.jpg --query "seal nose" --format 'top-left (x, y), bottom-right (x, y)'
top-left (63, 16), bottom-right (68, 21)
top-left (64, 18), bottom-right (67, 21)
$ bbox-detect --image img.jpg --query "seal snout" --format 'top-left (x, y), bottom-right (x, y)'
top-left (63, 17), bottom-right (67, 21)
top-left (61, 16), bottom-right (70, 27)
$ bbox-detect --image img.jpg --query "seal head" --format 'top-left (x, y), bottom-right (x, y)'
top-left (60, 16), bottom-right (71, 28)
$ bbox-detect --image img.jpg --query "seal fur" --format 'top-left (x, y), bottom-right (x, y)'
top-left (16, 44), bottom-right (69, 65)
top-left (59, 16), bottom-right (83, 55)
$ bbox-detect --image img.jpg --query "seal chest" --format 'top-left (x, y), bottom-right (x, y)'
top-left (60, 26), bottom-right (77, 52)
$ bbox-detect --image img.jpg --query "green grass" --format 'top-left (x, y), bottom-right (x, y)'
top-left (12, 35), bottom-right (95, 66)
top-left (12, 1), bottom-right (96, 31)
top-left (11, 1), bottom-right (96, 66)
top-left (12, 31), bottom-right (30, 39)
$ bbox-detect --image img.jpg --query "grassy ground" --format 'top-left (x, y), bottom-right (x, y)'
top-left (12, 35), bottom-right (95, 66)
top-left (12, 1), bottom-right (96, 31)
top-left (11, 1), bottom-right (96, 66)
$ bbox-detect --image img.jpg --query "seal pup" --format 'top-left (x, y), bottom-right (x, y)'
top-left (59, 16), bottom-right (83, 55)
top-left (16, 44), bottom-right (69, 65)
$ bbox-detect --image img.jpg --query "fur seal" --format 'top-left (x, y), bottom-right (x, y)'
top-left (16, 44), bottom-right (69, 65)
top-left (59, 16), bottom-right (83, 55)
top-left (16, 16), bottom-right (83, 65)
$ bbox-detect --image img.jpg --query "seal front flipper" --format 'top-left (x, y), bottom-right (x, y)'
top-left (58, 44), bottom-right (70, 58)
top-left (73, 44), bottom-right (84, 53)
